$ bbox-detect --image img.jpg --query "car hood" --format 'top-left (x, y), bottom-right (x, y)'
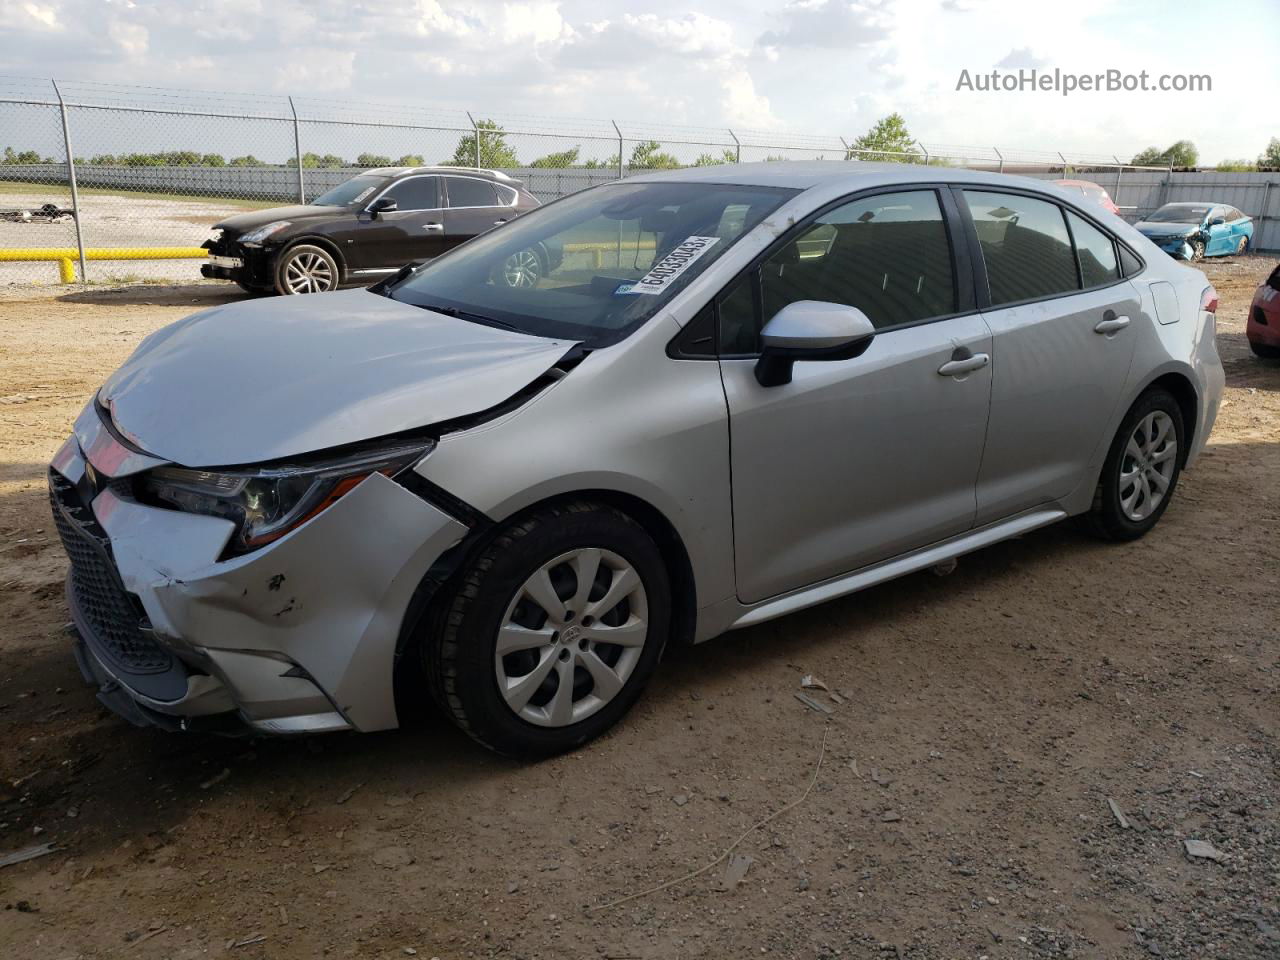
top-left (1135, 221), bottom-right (1200, 235)
top-left (98, 289), bottom-right (575, 467)
top-left (214, 205), bottom-right (346, 232)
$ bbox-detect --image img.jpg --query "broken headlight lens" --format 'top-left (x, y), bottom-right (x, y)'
top-left (238, 220), bottom-right (291, 246)
top-left (139, 442), bottom-right (433, 555)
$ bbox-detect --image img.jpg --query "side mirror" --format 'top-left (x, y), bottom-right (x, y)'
top-left (754, 301), bottom-right (876, 388)
top-left (1209, 216), bottom-right (1225, 226)
top-left (367, 196), bottom-right (398, 217)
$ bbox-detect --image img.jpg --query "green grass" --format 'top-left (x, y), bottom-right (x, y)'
top-left (0, 179), bottom-right (277, 209)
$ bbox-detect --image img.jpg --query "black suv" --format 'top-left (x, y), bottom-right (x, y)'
top-left (202, 167), bottom-right (545, 295)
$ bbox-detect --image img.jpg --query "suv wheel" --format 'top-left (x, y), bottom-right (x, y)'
top-left (1087, 388), bottom-right (1184, 541)
top-left (424, 501), bottom-right (670, 757)
top-left (494, 247), bottom-right (543, 289)
top-left (275, 244), bottom-right (339, 295)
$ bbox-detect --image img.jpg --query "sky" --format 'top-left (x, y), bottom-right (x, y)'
top-left (1, 0), bottom-right (1277, 165)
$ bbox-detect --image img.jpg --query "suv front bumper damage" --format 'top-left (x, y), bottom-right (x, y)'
top-left (51, 427), bottom-right (468, 736)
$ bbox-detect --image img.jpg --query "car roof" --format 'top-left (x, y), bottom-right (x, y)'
top-left (362, 166), bottom-right (517, 182)
top-left (626, 160), bottom-right (1098, 196)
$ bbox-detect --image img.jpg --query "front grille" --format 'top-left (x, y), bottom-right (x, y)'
top-left (49, 470), bottom-right (174, 675)
top-left (204, 230), bottom-right (242, 256)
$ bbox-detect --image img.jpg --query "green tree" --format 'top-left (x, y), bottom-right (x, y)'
top-left (201, 153), bottom-right (225, 167)
top-left (396, 154), bottom-right (425, 167)
top-left (355, 153), bottom-right (392, 167)
top-left (448, 120), bottom-right (519, 168)
top-left (1258, 137), bottom-right (1280, 169)
top-left (1130, 140), bottom-right (1199, 168)
top-left (529, 146), bottom-right (581, 168)
top-left (693, 148), bottom-right (737, 166)
top-left (1215, 159), bottom-right (1256, 172)
top-left (849, 113), bottom-right (919, 162)
top-left (229, 155), bottom-right (262, 167)
top-left (628, 140), bottom-right (680, 170)
top-left (583, 155), bottom-right (618, 170)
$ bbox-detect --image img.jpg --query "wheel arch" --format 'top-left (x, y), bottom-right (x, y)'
top-left (1142, 370), bottom-right (1200, 462)
top-left (391, 486), bottom-right (698, 724)
top-left (276, 235), bottom-right (348, 281)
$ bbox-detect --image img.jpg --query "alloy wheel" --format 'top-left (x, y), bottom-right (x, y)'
top-left (1118, 410), bottom-right (1178, 522)
top-left (501, 249), bottom-right (541, 288)
top-left (283, 251), bottom-right (335, 294)
top-left (495, 547), bottom-right (648, 727)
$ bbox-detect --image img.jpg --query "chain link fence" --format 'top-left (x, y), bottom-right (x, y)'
top-left (1, 76), bottom-right (1274, 286)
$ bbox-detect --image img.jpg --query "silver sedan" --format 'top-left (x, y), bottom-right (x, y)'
top-left (50, 163), bottom-right (1223, 755)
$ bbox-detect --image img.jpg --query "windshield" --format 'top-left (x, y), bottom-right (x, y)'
top-left (311, 175), bottom-right (390, 207)
top-left (1147, 204), bottom-right (1210, 223)
top-left (387, 180), bottom-right (797, 347)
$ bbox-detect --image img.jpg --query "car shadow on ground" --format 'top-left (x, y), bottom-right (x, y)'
top-left (54, 283), bottom-right (251, 307)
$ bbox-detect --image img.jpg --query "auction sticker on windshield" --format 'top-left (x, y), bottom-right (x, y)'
top-left (622, 236), bottom-right (719, 295)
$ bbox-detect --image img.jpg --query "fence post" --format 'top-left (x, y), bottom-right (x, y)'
top-left (288, 96), bottom-right (304, 202)
top-left (840, 137), bottom-right (851, 162)
top-left (916, 140), bottom-right (929, 166)
top-left (728, 128), bottom-right (741, 164)
top-left (467, 112), bottom-right (480, 169)
top-left (1112, 156), bottom-right (1124, 208)
top-left (1259, 180), bottom-right (1272, 251)
top-left (993, 146), bottom-right (1003, 174)
top-left (611, 120), bottom-right (624, 180)
top-left (51, 80), bottom-right (87, 284)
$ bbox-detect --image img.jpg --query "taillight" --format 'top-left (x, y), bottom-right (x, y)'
top-left (1201, 286), bottom-right (1219, 314)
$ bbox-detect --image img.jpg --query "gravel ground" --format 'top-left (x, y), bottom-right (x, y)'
top-left (0, 256), bottom-right (1276, 959)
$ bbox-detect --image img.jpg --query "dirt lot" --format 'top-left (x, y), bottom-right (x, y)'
top-left (1, 259), bottom-right (1277, 960)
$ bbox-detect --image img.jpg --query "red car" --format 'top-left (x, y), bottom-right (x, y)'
top-left (1248, 264), bottom-right (1280, 359)
top-left (1053, 179), bottom-right (1121, 215)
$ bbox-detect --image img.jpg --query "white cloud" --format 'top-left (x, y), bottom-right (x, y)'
top-left (0, 0), bottom-right (1273, 164)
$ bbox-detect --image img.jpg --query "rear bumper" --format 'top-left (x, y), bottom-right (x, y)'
top-left (49, 405), bottom-right (470, 736)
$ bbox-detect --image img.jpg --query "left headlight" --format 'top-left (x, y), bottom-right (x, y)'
top-left (239, 220), bottom-right (292, 246)
top-left (138, 441), bottom-right (433, 555)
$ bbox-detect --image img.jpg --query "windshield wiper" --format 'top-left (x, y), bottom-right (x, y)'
top-left (416, 301), bottom-right (520, 332)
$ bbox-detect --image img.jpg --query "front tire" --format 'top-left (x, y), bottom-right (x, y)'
top-left (1251, 340), bottom-right (1280, 360)
top-left (1087, 388), bottom-right (1185, 541)
top-left (424, 501), bottom-right (670, 757)
top-left (1189, 239), bottom-right (1206, 261)
top-left (274, 243), bottom-right (339, 295)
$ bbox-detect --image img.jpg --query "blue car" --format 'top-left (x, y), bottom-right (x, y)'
top-left (1134, 201), bottom-right (1254, 260)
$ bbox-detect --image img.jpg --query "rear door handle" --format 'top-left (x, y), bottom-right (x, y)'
top-left (423, 222), bottom-right (444, 233)
top-left (1094, 313), bottom-right (1130, 334)
top-left (938, 353), bottom-right (990, 377)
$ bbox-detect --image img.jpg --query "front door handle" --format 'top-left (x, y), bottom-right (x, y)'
top-left (423, 222), bottom-right (444, 233)
top-left (494, 218), bottom-right (509, 226)
top-left (1094, 312), bottom-right (1130, 335)
top-left (938, 353), bottom-right (990, 377)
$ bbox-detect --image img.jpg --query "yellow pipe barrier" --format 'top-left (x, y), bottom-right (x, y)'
top-left (562, 240), bottom-right (657, 269)
top-left (0, 247), bottom-right (207, 284)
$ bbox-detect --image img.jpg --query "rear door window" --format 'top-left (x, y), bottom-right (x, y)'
top-left (445, 177), bottom-right (499, 208)
top-left (1066, 211), bottom-right (1120, 288)
top-left (964, 191), bottom-right (1079, 306)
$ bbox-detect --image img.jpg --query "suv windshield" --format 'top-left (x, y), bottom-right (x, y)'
top-left (387, 180), bottom-right (797, 347)
top-left (311, 175), bottom-right (391, 207)
top-left (1147, 204), bottom-right (1210, 223)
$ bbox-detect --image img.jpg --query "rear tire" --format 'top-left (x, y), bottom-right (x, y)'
top-left (1236, 236), bottom-right (1248, 255)
top-left (423, 501), bottom-right (670, 758)
top-left (274, 243), bottom-right (339, 295)
top-left (1086, 388), bottom-right (1185, 542)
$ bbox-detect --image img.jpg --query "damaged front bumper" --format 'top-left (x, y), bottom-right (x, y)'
top-left (49, 404), bottom-right (469, 735)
